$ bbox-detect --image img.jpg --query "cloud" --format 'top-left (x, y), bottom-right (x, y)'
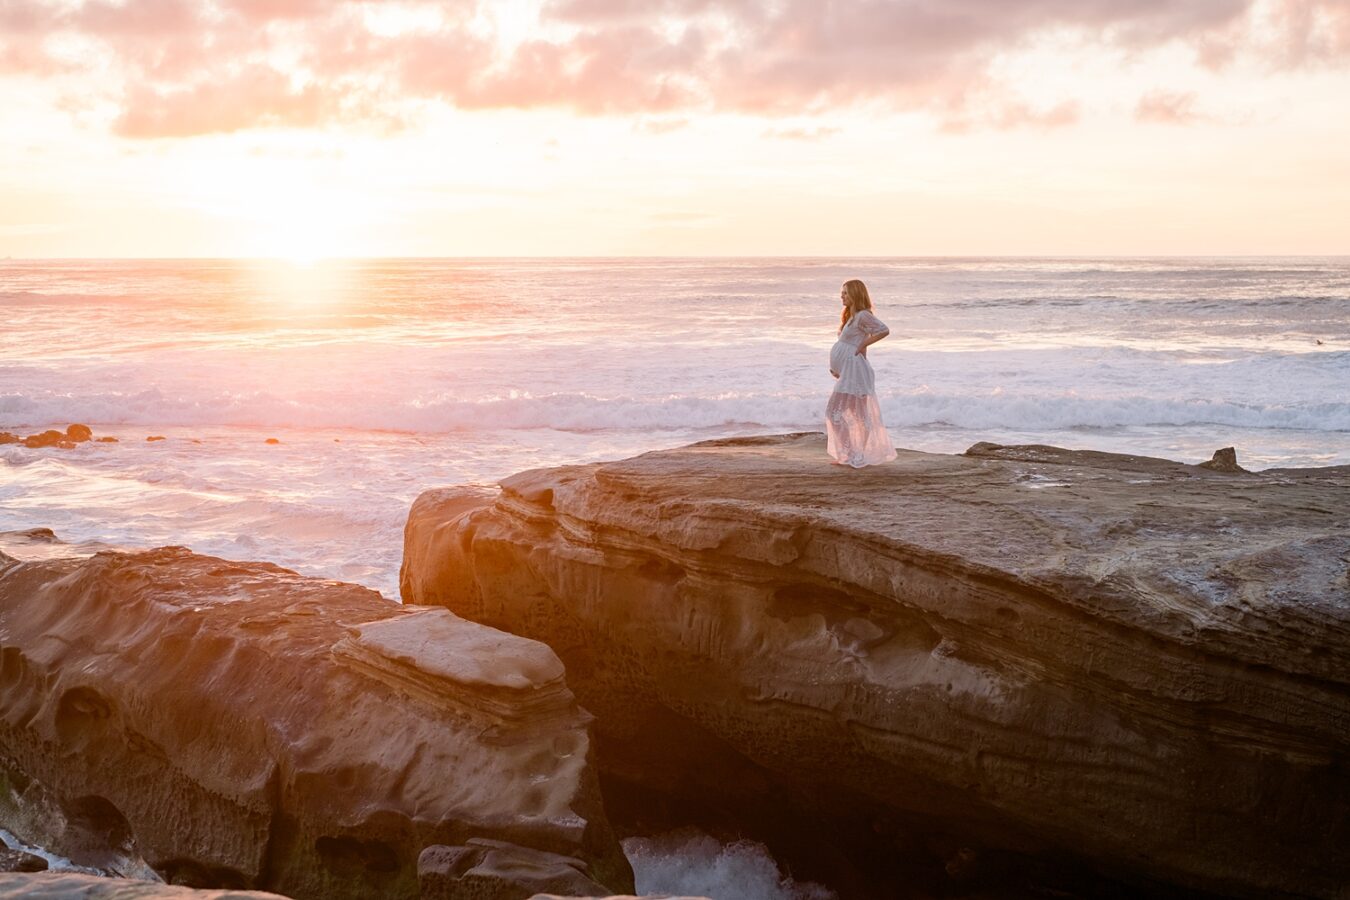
top-left (1135, 90), bottom-right (1203, 124)
top-left (762, 125), bottom-right (842, 140)
top-left (112, 66), bottom-right (363, 137)
top-left (635, 116), bottom-right (691, 134)
top-left (4, 0), bottom-right (1350, 136)
top-left (1262, 0), bottom-right (1350, 66)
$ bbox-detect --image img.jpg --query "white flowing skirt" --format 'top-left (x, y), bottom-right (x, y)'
top-left (827, 342), bottom-right (897, 468)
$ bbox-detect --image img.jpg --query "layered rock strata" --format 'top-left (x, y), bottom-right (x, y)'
top-left (402, 432), bottom-right (1350, 898)
top-left (0, 541), bottom-right (632, 900)
top-left (417, 839), bottom-right (608, 899)
top-left (0, 871), bottom-right (288, 898)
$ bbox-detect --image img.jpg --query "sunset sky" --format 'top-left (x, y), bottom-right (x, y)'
top-left (2, 0), bottom-right (1349, 258)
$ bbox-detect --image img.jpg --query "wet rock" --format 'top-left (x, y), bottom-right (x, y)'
top-left (66, 424), bottom-right (93, 443)
top-left (1197, 446), bottom-right (1248, 473)
top-left (21, 430), bottom-right (65, 449)
top-left (145, 436), bottom-right (166, 442)
top-left (0, 433), bottom-right (17, 445)
top-left (418, 840), bottom-right (608, 899)
top-left (0, 849), bottom-right (47, 873)
top-left (0, 871), bottom-right (288, 897)
top-left (6, 528), bottom-right (58, 543)
top-left (0, 541), bottom-right (631, 900)
top-left (95, 437), bottom-right (119, 443)
top-left (264, 438), bottom-right (280, 445)
top-left (403, 433), bottom-right (1350, 899)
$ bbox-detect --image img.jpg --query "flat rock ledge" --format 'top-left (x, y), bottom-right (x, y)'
top-left (0, 540), bottom-right (633, 900)
top-left (0, 872), bottom-right (701, 900)
top-left (401, 432), bottom-right (1350, 899)
top-left (0, 871), bottom-right (289, 898)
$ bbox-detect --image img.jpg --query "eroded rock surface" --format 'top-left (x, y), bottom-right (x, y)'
top-left (402, 432), bottom-right (1350, 898)
top-left (418, 839), bottom-right (608, 899)
top-left (0, 871), bottom-right (287, 898)
top-left (0, 541), bottom-right (631, 900)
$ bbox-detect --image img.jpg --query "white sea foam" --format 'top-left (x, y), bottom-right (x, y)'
top-left (625, 831), bottom-right (836, 900)
top-left (2, 380), bottom-right (1346, 434)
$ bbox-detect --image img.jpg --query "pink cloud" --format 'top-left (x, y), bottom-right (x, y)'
top-left (112, 66), bottom-right (355, 137)
top-left (1135, 90), bottom-right (1203, 124)
top-left (762, 124), bottom-right (842, 140)
top-left (1264, 0), bottom-right (1350, 66)
top-left (4, 0), bottom-right (1350, 136)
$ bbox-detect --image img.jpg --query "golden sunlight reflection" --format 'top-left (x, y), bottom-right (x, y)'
top-left (249, 259), bottom-right (357, 308)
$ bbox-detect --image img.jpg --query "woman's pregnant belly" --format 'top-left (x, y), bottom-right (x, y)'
top-left (830, 338), bottom-right (874, 395)
top-left (829, 339), bottom-right (852, 377)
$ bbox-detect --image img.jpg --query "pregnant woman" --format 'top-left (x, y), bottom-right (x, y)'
top-left (827, 279), bottom-right (897, 467)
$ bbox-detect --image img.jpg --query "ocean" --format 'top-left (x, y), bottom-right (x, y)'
top-left (2, 257), bottom-right (1348, 601)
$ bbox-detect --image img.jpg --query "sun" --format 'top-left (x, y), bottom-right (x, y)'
top-left (181, 148), bottom-right (376, 261)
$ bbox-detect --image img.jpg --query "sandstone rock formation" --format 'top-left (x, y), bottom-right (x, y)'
top-left (0, 848), bottom-right (47, 873)
top-left (0, 540), bottom-right (632, 900)
top-left (402, 432), bottom-right (1350, 898)
top-left (0, 871), bottom-right (288, 898)
top-left (1196, 446), bottom-right (1247, 473)
top-left (418, 839), bottom-right (608, 899)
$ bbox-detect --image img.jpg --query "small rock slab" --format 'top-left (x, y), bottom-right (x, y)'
top-left (418, 840), bottom-right (609, 900)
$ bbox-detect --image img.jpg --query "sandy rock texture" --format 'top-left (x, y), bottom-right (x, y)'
top-left (0, 540), bottom-right (632, 900)
top-left (418, 839), bottom-right (608, 899)
top-left (0, 871), bottom-right (288, 898)
top-left (401, 432), bottom-right (1350, 898)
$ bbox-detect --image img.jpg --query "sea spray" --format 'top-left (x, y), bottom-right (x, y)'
top-left (625, 830), bottom-right (836, 900)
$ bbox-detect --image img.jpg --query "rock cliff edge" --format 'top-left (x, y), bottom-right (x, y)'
top-left (402, 432), bottom-right (1350, 898)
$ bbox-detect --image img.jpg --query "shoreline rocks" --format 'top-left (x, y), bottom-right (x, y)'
top-left (401, 432), bottom-right (1350, 898)
top-left (1, 424), bottom-right (117, 448)
top-left (0, 540), bottom-right (632, 899)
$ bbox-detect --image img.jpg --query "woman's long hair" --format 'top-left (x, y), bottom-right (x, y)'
top-left (840, 279), bottom-right (873, 333)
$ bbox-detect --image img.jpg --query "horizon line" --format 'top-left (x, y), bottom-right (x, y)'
top-left (5, 253), bottom-right (1350, 262)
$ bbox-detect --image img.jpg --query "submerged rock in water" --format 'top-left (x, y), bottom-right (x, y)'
top-left (402, 432), bottom-right (1350, 899)
top-left (0, 540), bottom-right (631, 900)
top-left (20, 430), bottom-right (65, 449)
